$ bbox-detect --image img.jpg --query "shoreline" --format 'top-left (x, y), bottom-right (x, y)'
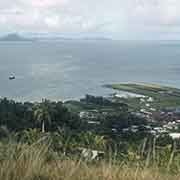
top-left (2, 82), bottom-right (180, 104)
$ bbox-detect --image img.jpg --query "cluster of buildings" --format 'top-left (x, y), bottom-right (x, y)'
top-left (132, 105), bottom-right (180, 138)
top-left (79, 93), bottom-right (180, 140)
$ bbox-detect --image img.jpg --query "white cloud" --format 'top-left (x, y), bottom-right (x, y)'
top-left (0, 0), bottom-right (180, 39)
top-left (45, 16), bottom-right (60, 28)
top-left (20, 0), bottom-right (68, 8)
top-left (0, 16), bottom-right (6, 24)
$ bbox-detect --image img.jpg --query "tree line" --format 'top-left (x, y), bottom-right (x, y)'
top-left (0, 98), bottom-right (81, 133)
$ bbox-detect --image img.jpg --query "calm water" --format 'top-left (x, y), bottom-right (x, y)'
top-left (0, 40), bottom-right (180, 102)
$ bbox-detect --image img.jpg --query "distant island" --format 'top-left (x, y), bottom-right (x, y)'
top-left (0, 33), bottom-right (112, 42)
top-left (0, 33), bottom-right (34, 42)
top-left (36, 36), bottom-right (112, 41)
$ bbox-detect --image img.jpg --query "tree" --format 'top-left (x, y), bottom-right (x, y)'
top-left (34, 99), bottom-right (51, 133)
top-left (0, 125), bottom-right (10, 139)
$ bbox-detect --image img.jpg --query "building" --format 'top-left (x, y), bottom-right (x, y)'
top-left (169, 133), bottom-right (180, 139)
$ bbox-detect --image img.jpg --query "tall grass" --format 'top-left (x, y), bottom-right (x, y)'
top-left (0, 140), bottom-right (180, 180)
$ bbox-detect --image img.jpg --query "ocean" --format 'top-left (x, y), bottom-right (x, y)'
top-left (0, 40), bottom-right (180, 102)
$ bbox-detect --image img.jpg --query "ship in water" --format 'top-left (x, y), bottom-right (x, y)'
top-left (9, 76), bottom-right (15, 80)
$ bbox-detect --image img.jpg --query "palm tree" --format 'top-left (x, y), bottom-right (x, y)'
top-left (34, 99), bottom-right (51, 133)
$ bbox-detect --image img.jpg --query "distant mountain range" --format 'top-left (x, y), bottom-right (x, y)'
top-left (0, 33), bottom-right (34, 42)
top-left (0, 33), bottom-right (112, 42)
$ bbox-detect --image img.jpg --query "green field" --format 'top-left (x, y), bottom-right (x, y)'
top-left (64, 100), bottom-right (123, 113)
top-left (105, 83), bottom-right (180, 110)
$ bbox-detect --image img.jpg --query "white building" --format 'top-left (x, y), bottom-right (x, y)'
top-left (169, 133), bottom-right (180, 139)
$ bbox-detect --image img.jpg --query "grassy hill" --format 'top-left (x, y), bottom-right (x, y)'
top-left (0, 142), bottom-right (179, 180)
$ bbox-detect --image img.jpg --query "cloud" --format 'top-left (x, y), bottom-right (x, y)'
top-left (45, 15), bottom-right (60, 28)
top-left (22, 0), bottom-right (68, 8)
top-left (0, 7), bottom-right (23, 15)
top-left (0, 0), bottom-right (180, 39)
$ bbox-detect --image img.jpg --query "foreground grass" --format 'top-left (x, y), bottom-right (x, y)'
top-left (0, 142), bottom-right (180, 180)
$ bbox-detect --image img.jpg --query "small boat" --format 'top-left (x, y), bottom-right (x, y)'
top-left (9, 76), bottom-right (15, 80)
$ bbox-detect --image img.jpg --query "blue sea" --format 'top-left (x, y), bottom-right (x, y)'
top-left (0, 40), bottom-right (180, 102)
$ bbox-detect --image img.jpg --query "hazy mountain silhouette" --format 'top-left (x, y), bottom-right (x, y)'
top-left (0, 33), bottom-right (33, 41)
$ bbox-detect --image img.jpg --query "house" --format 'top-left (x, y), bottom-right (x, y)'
top-left (143, 125), bottom-right (152, 130)
top-left (150, 130), bottom-right (157, 135)
top-left (176, 120), bottom-right (180, 123)
top-left (147, 97), bottom-right (154, 102)
top-left (150, 108), bottom-right (156, 111)
top-left (140, 109), bottom-right (152, 115)
top-left (153, 127), bottom-right (168, 134)
top-left (112, 128), bottom-right (118, 133)
top-left (131, 128), bottom-right (138, 133)
top-left (169, 133), bottom-right (180, 139)
top-left (140, 98), bottom-right (146, 103)
top-left (87, 121), bottom-right (100, 125)
top-left (122, 126), bottom-right (139, 133)
top-left (132, 112), bottom-right (146, 118)
top-left (79, 111), bottom-right (98, 119)
top-left (164, 121), bottom-right (179, 131)
top-left (79, 111), bottom-right (89, 118)
top-left (163, 124), bottom-right (173, 130)
top-left (122, 128), bottom-right (130, 132)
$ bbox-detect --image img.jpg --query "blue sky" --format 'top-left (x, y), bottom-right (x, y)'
top-left (0, 0), bottom-right (179, 39)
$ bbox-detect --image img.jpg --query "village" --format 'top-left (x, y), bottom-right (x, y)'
top-left (77, 87), bottom-right (180, 140)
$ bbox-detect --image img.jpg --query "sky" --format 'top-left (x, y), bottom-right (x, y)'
top-left (0, 0), bottom-right (180, 39)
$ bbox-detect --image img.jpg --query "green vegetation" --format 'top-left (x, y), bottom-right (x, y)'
top-left (0, 141), bottom-right (180, 180)
top-left (105, 83), bottom-right (180, 110)
top-left (0, 98), bottom-right (81, 132)
top-left (34, 99), bottom-right (52, 133)
top-left (1, 86), bottom-right (180, 179)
